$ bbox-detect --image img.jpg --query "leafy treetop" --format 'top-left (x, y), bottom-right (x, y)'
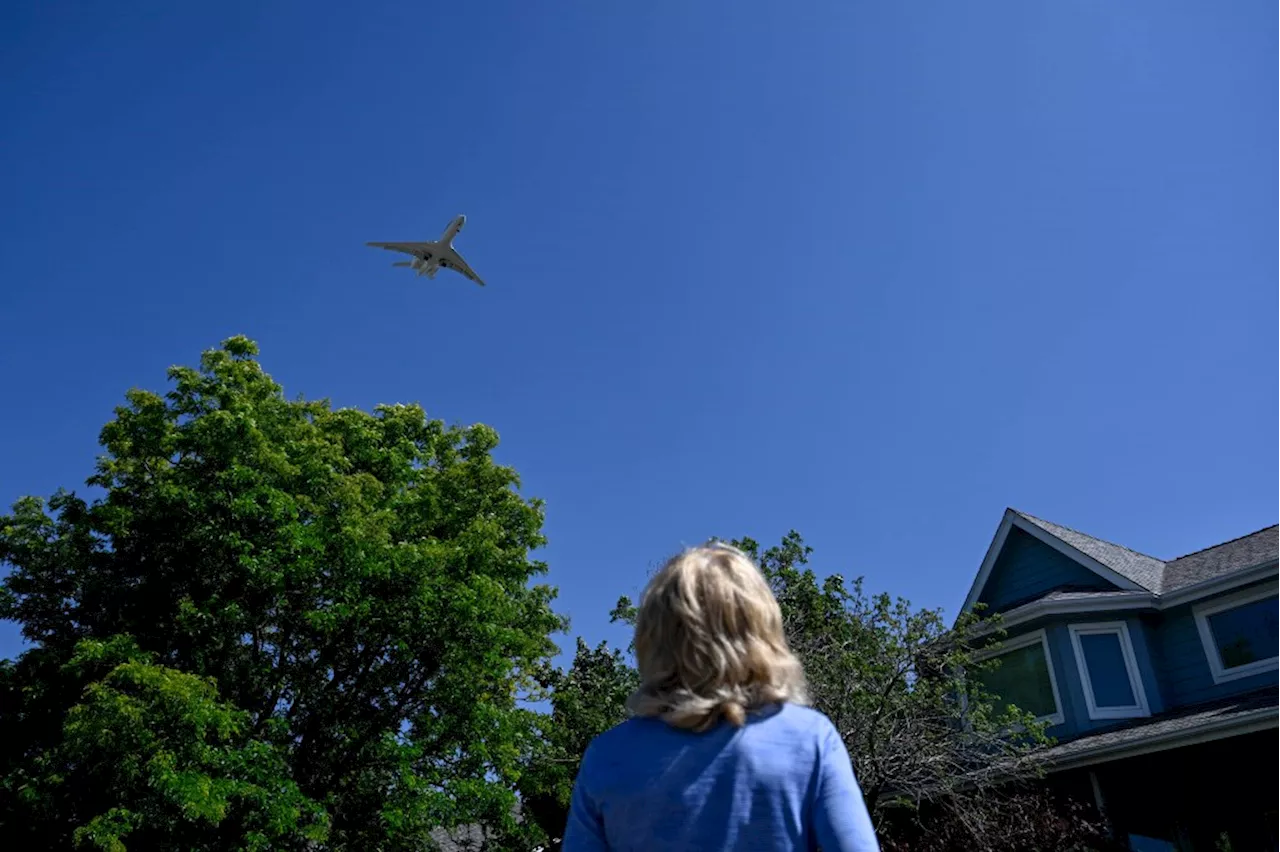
top-left (1, 336), bottom-right (564, 851)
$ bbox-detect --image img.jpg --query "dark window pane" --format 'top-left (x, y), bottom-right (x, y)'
top-left (1078, 631), bottom-right (1136, 708)
top-left (978, 641), bottom-right (1056, 719)
top-left (1208, 596), bottom-right (1279, 669)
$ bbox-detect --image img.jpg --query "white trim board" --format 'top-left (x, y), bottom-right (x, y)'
top-left (1192, 582), bottom-right (1279, 685)
top-left (962, 510), bottom-right (1146, 614)
top-left (970, 591), bottom-right (1155, 636)
top-left (974, 628), bottom-right (1065, 727)
top-left (1068, 621), bottom-right (1151, 720)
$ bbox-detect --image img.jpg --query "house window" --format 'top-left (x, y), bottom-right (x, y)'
top-left (975, 629), bottom-right (1064, 725)
top-left (1193, 585), bottom-right (1279, 684)
top-left (1068, 622), bottom-right (1150, 720)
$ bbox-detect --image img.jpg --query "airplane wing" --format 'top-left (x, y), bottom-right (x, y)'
top-left (439, 247), bottom-right (485, 286)
top-left (366, 241), bottom-right (433, 257)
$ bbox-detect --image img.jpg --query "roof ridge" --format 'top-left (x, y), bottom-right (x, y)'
top-left (1167, 523), bottom-right (1280, 563)
top-left (1011, 509), bottom-right (1165, 563)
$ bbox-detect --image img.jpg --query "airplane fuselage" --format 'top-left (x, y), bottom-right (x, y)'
top-left (407, 216), bottom-right (465, 277)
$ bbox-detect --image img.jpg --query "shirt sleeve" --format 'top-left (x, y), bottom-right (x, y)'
top-left (562, 748), bottom-right (610, 852)
top-left (812, 724), bottom-right (880, 852)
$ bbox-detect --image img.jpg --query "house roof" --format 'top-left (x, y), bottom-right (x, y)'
top-left (965, 511), bottom-right (1279, 615)
top-left (431, 825), bottom-right (490, 852)
top-left (1161, 525), bottom-right (1280, 593)
top-left (1037, 687), bottom-right (1279, 771)
top-left (429, 800), bottom-right (528, 851)
top-left (1012, 512), bottom-right (1167, 593)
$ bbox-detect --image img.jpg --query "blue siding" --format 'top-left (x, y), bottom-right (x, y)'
top-left (979, 528), bottom-right (1118, 614)
top-left (1136, 616), bottom-right (1172, 704)
top-left (1125, 617), bottom-right (1166, 715)
top-left (1153, 584), bottom-right (1279, 707)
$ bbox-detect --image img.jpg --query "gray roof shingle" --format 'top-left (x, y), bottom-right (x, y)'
top-left (1161, 525), bottom-right (1279, 593)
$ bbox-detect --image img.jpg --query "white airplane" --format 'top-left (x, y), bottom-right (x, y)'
top-left (367, 215), bottom-right (485, 286)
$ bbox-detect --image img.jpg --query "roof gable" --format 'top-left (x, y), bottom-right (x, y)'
top-left (976, 527), bottom-right (1121, 613)
top-left (961, 513), bottom-right (1280, 626)
top-left (963, 509), bottom-right (1152, 614)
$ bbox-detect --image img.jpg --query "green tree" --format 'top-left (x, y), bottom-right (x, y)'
top-left (5, 635), bottom-right (327, 851)
top-left (517, 638), bottom-right (638, 848)
top-left (0, 337), bottom-right (564, 850)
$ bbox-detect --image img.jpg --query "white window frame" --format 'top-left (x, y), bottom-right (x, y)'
top-left (1067, 621), bottom-right (1150, 720)
top-left (1193, 584), bottom-right (1280, 685)
top-left (974, 628), bottom-right (1065, 726)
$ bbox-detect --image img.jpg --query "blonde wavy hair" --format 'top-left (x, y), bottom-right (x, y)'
top-left (627, 541), bottom-right (809, 732)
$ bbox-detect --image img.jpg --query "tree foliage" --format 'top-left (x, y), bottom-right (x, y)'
top-left (0, 337), bottom-right (563, 850)
top-left (733, 532), bottom-right (1048, 817)
top-left (5, 635), bottom-right (327, 851)
top-left (517, 639), bottom-right (638, 846)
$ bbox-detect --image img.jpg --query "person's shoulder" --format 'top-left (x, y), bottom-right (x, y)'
top-left (583, 716), bottom-right (665, 762)
top-left (575, 716), bottom-right (674, 787)
top-left (765, 703), bottom-right (840, 741)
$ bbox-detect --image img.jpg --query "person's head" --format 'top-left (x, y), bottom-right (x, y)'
top-left (627, 541), bottom-right (809, 732)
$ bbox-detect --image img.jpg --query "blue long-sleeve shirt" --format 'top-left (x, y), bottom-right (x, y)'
top-left (563, 702), bottom-right (880, 852)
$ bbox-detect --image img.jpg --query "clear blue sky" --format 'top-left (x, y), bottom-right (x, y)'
top-left (1, 1), bottom-right (1275, 663)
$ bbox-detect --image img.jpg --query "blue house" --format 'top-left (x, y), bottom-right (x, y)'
top-left (961, 510), bottom-right (1278, 851)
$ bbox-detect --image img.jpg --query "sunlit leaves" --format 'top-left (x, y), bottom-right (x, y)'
top-left (46, 638), bottom-right (329, 850)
